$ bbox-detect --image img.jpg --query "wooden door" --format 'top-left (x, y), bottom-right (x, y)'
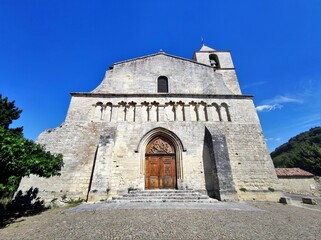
top-left (160, 156), bottom-right (176, 188)
top-left (145, 156), bottom-right (160, 189)
top-left (145, 137), bottom-right (176, 189)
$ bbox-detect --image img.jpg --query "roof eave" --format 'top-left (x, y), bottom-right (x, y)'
top-left (113, 52), bottom-right (221, 69)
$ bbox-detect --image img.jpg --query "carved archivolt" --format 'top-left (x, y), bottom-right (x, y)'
top-left (92, 101), bottom-right (231, 123)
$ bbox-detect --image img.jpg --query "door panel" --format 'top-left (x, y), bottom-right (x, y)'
top-left (145, 155), bottom-right (176, 189)
top-left (160, 157), bottom-right (176, 188)
top-left (145, 156), bottom-right (160, 189)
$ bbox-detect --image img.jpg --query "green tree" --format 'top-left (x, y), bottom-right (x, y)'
top-left (271, 127), bottom-right (321, 176)
top-left (0, 95), bottom-right (23, 134)
top-left (0, 94), bottom-right (63, 198)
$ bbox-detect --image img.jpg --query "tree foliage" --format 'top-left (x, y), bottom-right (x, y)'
top-left (271, 127), bottom-right (321, 176)
top-left (0, 94), bottom-right (23, 134)
top-left (0, 95), bottom-right (63, 198)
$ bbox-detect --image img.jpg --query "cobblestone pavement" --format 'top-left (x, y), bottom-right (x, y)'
top-left (67, 201), bottom-right (261, 212)
top-left (1, 201), bottom-right (321, 240)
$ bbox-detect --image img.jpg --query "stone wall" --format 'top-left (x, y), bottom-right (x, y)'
top-left (278, 177), bottom-right (317, 195)
top-left (92, 53), bottom-right (240, 95)
top-left (18, 93), bottom-right (281, 202)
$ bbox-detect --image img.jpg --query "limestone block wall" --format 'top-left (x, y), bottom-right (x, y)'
top-left (217, 70), bottom-right (241, 95)
top-left (204, 97), bottom-right (280, 200)
top-left (98, 122), bottom-right (211, 194)
top-left (278, 178), bottom-right (316, 195)
top-left (72, 94), bottom-right (275, 198)
top-left (92, 54), bottom-right (236, 95)
top-left (221, 124), bottom-right (280, 201)
top-left (18, 122), bottom-right (216, 201)
top-left (18, 121), bottom-right (103, 201)
top-left (18, 93), bottom-right (280, 202)
top-left (215, 52), bottom-right (235, 68)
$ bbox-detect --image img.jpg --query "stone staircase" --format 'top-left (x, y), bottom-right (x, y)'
top-left (111, 189), bottom-right (218, 203)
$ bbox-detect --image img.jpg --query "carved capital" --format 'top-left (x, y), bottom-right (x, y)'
top-left (118, 101), bottom-right (127, 106)
top-left (141, 101), bottom-right (149, 106)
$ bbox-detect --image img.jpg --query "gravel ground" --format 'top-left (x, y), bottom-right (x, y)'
top-left (1, 201), bottom-right (321, 240)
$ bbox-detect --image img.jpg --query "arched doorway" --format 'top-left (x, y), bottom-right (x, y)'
top-left (145, 136), bottom-right (177, 189)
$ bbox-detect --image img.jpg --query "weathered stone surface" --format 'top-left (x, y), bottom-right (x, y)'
top-left (278, 177), bottom-right (316, 195)
top-left (110, 190), bottom-right (218, 203)
top-left (279, 197), bottom-right (292, 205)
top-left (302, 197), bottom-right (317, 205)
top-left (18, 45), bottom-right (281, 202)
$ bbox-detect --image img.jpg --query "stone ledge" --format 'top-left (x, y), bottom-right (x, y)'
top-left (70, 92), bottom-right (253, 99)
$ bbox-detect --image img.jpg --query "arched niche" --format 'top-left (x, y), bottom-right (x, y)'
top-left (221, 103), bottom-right (231, 122)
top-left (93, 102), bottom-right (104, 121)
top-left (105, 102), bottom-right (113, 122)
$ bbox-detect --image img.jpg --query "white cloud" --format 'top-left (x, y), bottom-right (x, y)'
top-left (263, 95), bottom-right (303, 105)
top-left (257, 94), bottom-right (303, 112)
top-left (256, 104), bottom-right (283, 112)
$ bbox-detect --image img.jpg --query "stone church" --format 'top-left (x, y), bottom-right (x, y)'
top-left (19, 44), bottom-right (281, 202)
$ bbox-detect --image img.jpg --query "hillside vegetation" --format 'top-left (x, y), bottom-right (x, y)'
top-left (271, 127), bottom-right (321, 176)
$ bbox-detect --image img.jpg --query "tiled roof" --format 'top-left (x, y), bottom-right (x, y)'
top-left (275, 168), bottom-right (314, 177)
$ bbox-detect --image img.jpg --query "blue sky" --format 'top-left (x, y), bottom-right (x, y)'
top-left (1, 0), bottom-right (320, 152)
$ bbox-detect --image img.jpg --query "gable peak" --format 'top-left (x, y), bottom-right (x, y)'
top-left (199, 44), bottom-right (216, 52)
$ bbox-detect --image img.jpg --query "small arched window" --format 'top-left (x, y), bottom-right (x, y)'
top-left (209, 54), bottom-right (220, 69)
top-left (158, 76), bottom-right (168, 93)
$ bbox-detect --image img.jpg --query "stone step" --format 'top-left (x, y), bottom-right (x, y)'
top-left (128, 190), bottom-right (196, 194)
top-left (128, 190), bottom-right (199, 194)
top-left (125, 192), bottom-right (203, 197)
top-left (113, 195), bottom-right (209, 200)
top-left (123, 190), bottom-right (203, 197)
top-left (120, 194), bottom-right (204, 199)
top-left (108, 199), bottom-right (218, 203)
top-left (110, 189), bottom-right (218, 203)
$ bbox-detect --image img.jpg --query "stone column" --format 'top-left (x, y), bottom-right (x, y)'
top-left (189, 101), bottom-right (198, 121)
top-left (176, 101), bottom-right (185, 121)
top-left (141, 101), bottom-right (149, 122)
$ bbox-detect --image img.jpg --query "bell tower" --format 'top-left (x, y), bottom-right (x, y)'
top-left (193, 44), bottom-right (241, 94)
top-left (193, 44), bottom-right (235, 69)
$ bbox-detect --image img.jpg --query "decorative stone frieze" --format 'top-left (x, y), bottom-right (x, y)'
top-left (92, 100), bottom-right (231, 123)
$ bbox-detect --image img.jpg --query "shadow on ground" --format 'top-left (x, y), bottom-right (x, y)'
top-left (0, 187), bottom-right (48, 228)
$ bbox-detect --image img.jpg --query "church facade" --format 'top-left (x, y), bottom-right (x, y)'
top-left (19, 45), bottom-right (281, 202)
